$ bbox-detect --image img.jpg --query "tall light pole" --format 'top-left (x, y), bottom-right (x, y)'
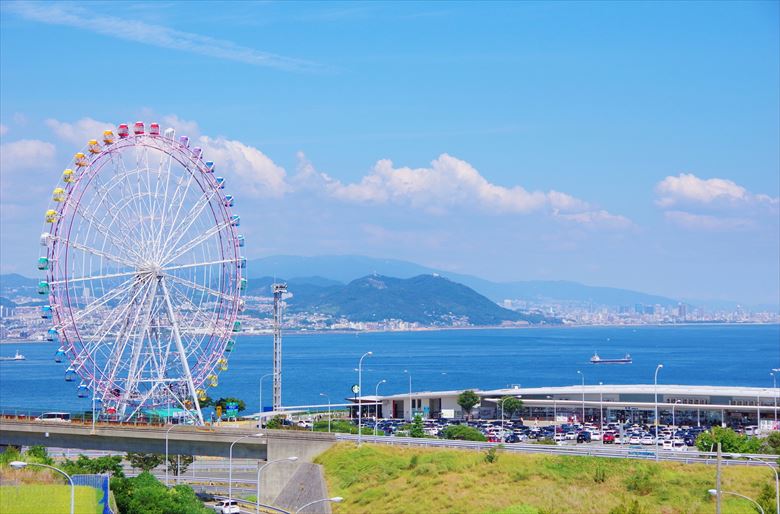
top-left (576, 370), bottom-right (585, 423)
top-left (375, 379), bottom-right (386, 437)
top-left (294, 496), bottom-right (344, 514)
top-left (500, 397), bottom-right (509, 441)
top-left (772, 372), bottom-right (778, 426)
top-left (255, 456), bottom-right (298, 514)
top-left (357, 351), bottom-right (372, 446)
top-left (672, 399), bottom-right (681, 428)
top-left (165, 424), bottom-right (186, 487)
top-left (654, 363), bottom-right (664, 461)
top-left (708, 489), bottom-right (764, 514)
top-left (404, 369), bottom-right (413, 422)
top-left (229, 433), bottom-right (263, 501)
top-left (259, 373), bottom-right (272, 428)
top-left (547, 395), bottom-right (557, 436)
top-left (599, 382), bottom-right (604, 444)
top-left (319, 393), bottom-right (331, 433)
top-left (11, 461), bottom-right (73, 514)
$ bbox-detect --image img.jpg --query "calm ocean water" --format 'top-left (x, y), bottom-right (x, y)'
top-left (1, 324), bottom-right (778, 413)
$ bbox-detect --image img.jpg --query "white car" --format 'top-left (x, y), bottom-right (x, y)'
top-left (590, 430), bottom-right (602, 441)
top-left (213, 500), bottom-right (240, 514)
top-left (640, 436), bottom-right (654, 445)
top-left (629, 435), bottom-right (641, 444)
top-left (662, 439), bottom-right (673, 449)
top-left (553, 433), bottom-right (566, 442)
top-left (35, 412), bottom-right (71, 423)
top-left (565, 431), bottom-right (577, 440)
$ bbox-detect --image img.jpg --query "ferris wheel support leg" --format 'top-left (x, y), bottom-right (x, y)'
top-left (160, 278), bottom-right (205, 426)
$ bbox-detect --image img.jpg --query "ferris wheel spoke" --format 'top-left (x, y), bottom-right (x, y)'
top-left (55, 276), bottom-right (138, 329)
top-left (52, 235), bottom-right (139, 269)
top-left (91, 173), bottom-right (147, 245)
top-left (157, 166), bottom-right (197, 262)
top-left (106, 149), bottom-right (151, 250)
top-left (120, 279), bottom-right (158, 409)
top-left (162, 258), bottom-right (237, 273)
top-left (51, 269), bottom-right (139, 286)
top-left (162, 219), bottom-right (234, 266)
top-left (153, 144), bottom-right (176, 264)
top-left (69, 202), bottom-right (146, 263)
top-left (159, 185), bottom-right (221, 263)
top-left (164, 273), bottom-right (235, 302)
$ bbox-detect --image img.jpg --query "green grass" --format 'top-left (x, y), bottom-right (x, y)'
top-left (315, 443), bottom-right (771, 514)
top-left (0, 484), bottom-right (101, 514)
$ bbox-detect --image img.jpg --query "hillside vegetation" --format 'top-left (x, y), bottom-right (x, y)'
top-left (315, 443), bottom-right (771, 514)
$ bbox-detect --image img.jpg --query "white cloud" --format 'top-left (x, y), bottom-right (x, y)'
top-left (298, 152), bottom-right (629, 228)
top-left (7, 2), bottom-right (320, 72)
top-left (0, 139), bottom-right (56, 170)
top-left (197, 135), bottom-right (288, 198)
top-left (0, 124), bottom-right (8, 136)
top-left (664, 211), bottom-right (754, 231)
top-left (655, 173), bottom-right (778, 209)
top-left (45, 117), bottom-right (115, 146)
top-left (655, 173), bottom-right (778, 231)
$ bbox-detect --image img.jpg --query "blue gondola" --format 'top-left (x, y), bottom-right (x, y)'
top-left (47, 328), bottom-right (58, 342)
top-left (224, 194), bottom-right (234, 207)
top-left (215, 177), bottom-right (225, 189)
top-left (232, 321), bottom-right (241, 333)
top-left (225, 339), bottom-right (235, 353)
top-left (77, 383), bottom-right (89, 398)
top-left (65, 367), bottom-right (76, 382)
top-left (230, 215), bottom-right (240, 227)
top-left (41, 305), bottom-right (52, 319)
top-left (237, 235), bottom-right (245, 247)
top-left (54, 348), bottom-right (65, 363)
top-left (239, 278), bottom-right (247, 291)
top-left (37, 257), bottom-right (49, 270)
top-left (38, 281), bottom-right (49, 295)
top-left (238, 256), bottom-right (246, 269)
top-left (204, 161), bottom-right (215, 173)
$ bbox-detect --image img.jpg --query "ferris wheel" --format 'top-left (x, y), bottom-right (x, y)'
top-left (38, 122), bottom-right (247, 424)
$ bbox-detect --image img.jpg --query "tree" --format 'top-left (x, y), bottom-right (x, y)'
top-left (111, 472), bottom-right (211, 514)
top-left (126, 452), bottom-right (165, 472)
top-left (166, 454), bottom-right (194, 476)
top-left (457, 390), bottom-right (480, 419)
top-left (500, 396), bottom-right (524, 419)
top-left (25, 445), bottom-right (53, 465)
top-left (440, 424), bottom-right (486, 441)
top-left (62, 454), bottom-right (124, 478)
top-left (694, 427), bottom-right (761, 453)
top-left (409, 415), bottom-right (425, 438)
top-left (761, 431), bottom-right (780, 454)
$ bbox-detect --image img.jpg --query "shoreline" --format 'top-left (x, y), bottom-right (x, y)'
top-left (2, 321), bottom-right (777, 344)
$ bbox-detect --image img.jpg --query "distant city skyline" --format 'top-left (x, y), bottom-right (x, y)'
top-left (0, 1), bottom-right (778, 305)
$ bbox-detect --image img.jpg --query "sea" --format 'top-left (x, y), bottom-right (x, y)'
top-left (0, 324), bottom-right (778, 414)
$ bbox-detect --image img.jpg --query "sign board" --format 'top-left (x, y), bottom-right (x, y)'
top-left (216, 406), bottom-right (222, 419)
top-left (441, 409), bottom-right (455, 419)
top-left (225, 402), bottom-right (239, 419)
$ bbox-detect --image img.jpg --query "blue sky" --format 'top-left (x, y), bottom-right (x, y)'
top-left (1, 1), bottom-right (778, 305)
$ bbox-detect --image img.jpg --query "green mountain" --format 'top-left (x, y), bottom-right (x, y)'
top-left (284, 274), bottom-right (557, 325)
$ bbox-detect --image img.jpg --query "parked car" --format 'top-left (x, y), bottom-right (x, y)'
top-left (640, 436), bottom-right (654, 446)
top-left (213, 500), bottom-right (240, 514)
top-left (602, 432), bottom-right (615, 444)
top-left (576, 431), bottom-right (592, 443)
top-left (35, 412), bottom-right (71, 423)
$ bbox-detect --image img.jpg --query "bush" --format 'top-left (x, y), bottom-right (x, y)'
top-left (485, 446), bottom-right (500, 464)
top-left (761, 431), bottom-right (780, 454)
top-left (608, 499), bottom-right (646, 514)
top-left (593, 465), bottom-right (607, 483)
top-left (111, 471), bottom-right (211, 514)
top-left (695, 427), bottom-right (761, 453)
top-left (25, 446), bottom-right (53, 465)
top-left (62, 454), bottom-right (125, 478)
top-left (624, 468), bottom-right (656, 496)
top-left (440, 425), bottom-right (486, 441)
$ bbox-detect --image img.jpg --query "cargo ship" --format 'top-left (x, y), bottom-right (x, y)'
top-left (590, 352), bottom-right (631, 364)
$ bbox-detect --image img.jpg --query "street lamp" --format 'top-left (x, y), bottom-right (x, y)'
top-left (733, 454), bottom-right (779, 514)
top-left (229, 433), bottom-right (263, 502)
top-left (772, 372), bottom-right (778, 425)
top-left (654, 363), bottom-right (664, 461)
top-left (547, 395), bottom-right (557, 436)
top-left (10, 461), bottom-right (74, 514)
top-left (259, 373), bottom-right (273, 428)
top-left (375, 379), bottom-right (386, 437)
top-left (404, 369), bottom-right (413, 422)
top-left (499, 396), bottom-right (510, 442)
top-left (256, 456), bottom-right (298, 514)
top-left (165, 424), bottom-right (188, 487)
top-left (599, 382), bottom-right (604, 444)
top-left (672, 399), bottom-right (682, 428)
top-left (358, 351), bottom-right (373, 446)
top-left (708, 489), bottom-right (764, 514)
top-left (576, 370), bottom-right (585, 423)
top-left (295, 496), bottom-right (344, 513)
top-left (319, 393), bottom-right (331, 433)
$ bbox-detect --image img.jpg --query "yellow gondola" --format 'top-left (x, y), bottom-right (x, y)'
top-left (45, 209), bottom-right (58, 223)
top-left (103, 130), bottom-right (115, 144)
top-left (196, 388), bottom-right (207, 401)
top-left (87, 139), bottom-right (101, 154)
top-left (217, 358), bottom-right (228, 371)
top-left (62, 169), bottom-right (74, 183)
top-left (74, 152), bottom-right (88, 167)
top-left (208, 374), bottom-right (218, 387)
top-left (52, 188), bottom-right (66, 202)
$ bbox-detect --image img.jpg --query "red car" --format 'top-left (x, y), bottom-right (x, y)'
top-left (602, 432), bottom-right (616, 444)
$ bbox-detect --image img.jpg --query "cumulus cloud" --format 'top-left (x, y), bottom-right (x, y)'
top-left (297, 152), bottom-right (630, 228)
top-left (0, 139), bottom-right (56, 170)
top-left (656, 173), bottom-right (778, 231)
top-left (45, 117), bottom-right (115, 146)
top-left (7, 2), bottom-right (320, 72)
top-left (655, 173), bottom-right (778, 209)
top-left (0, 124), bottom-right (8, 136)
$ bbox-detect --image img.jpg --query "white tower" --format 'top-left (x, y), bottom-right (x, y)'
top-left (272, 283), bottom-right (287, 412)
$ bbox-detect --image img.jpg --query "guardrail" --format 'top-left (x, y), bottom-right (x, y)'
top-left (334, 434), bottom-right (777, 467)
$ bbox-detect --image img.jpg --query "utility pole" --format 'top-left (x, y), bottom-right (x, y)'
top-left (716, 442), bottom-right (722, 514)
top-left (272, 283), bottom-right (287, 412)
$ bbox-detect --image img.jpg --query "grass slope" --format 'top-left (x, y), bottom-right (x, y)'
top-left (315, 443), bottom-right (769, 514)
top-left (0, 484), bottom-right (100, 514)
